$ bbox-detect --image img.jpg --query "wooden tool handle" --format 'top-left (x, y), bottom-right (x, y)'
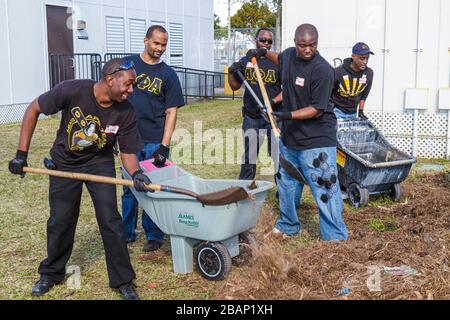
top-left (251, 57), bottom-right (280, 138)
top-left (22, 166), bottom-right (161, 191)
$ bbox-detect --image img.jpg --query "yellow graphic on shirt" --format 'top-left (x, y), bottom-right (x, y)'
top-left (338, 74), bottom-right (368, 97)
top-left (135, 73), bottom-right (163, 94)
top-left (67, 107), bottom-right (107, 152)
top-left (245, 67), bottom-right (277, 84)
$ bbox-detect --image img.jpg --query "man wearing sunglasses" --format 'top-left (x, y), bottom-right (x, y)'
top-left (8, 58), bottom-right (148, 300)
top-left (120, 25), bottom-right (185, 253)
top-left (228, 27), bottom-right (283, 180)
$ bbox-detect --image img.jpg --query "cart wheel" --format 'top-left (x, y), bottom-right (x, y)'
top-left (389, 183), bottom-right (402, 202)
top-left (347, 183), bottom-right (369, 208)
top-left (194, 242), bottom-right (231, 281)
top-left (233, 231), bottom-right (258, 267)
top-left (239, 231), bottom-right (258, 247)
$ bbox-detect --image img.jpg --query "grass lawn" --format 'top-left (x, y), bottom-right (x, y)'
top-left (0, 99), bottom-right (448, 300)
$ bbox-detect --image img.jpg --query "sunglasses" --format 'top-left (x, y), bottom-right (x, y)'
top-left (257, 38), bottom-right (273, 44)
top-left (104, 60), bottom-right (135, 76)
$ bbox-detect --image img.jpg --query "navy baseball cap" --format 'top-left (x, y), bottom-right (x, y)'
top-left (352, 42), bottom-right (374, 55)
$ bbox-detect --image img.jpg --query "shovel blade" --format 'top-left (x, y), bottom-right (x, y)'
top-left (279, 155), bottom-right (308, 185)
top-left (196, 187), bottom-right (250, 206)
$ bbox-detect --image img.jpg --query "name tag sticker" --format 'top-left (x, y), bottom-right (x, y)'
top-left (105, 125), bottom-right (119, 134)
top-left (359, 75), bottom-right (367, 84)
top-left (295, 77), bottom-right (305, 87)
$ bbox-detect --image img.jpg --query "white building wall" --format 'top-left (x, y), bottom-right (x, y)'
top-left (0, 0), bottom-right (214, 108)
top-left (283, 0), bottom-right (450, 159)
top-left (283, 0), bottom-right (449, 112)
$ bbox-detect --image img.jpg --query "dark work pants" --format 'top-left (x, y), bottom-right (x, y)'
top-left (239, 113), bottom-right (275, 180)
top-left (38, 162), bottom-right (136, 289)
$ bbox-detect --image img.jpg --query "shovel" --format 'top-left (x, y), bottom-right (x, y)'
top-left (237, 62), bottom-right (308, 185)
top-left (22, 166), bottom-right (250, 206)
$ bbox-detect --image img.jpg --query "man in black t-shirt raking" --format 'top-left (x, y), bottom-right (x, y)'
top-left (331, 42), bottom-right (374, 120)
top-left (228, 27), bottom-right (282, 180)
top-left (121, 25), bottom-right (185, 253)
top-left (8, 59), bottom-right (149, 300)
top-left (248, 24), bottom-right (348, 241)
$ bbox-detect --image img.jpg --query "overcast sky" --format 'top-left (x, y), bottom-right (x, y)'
top-left (214, 0), bottom-right (240, 26)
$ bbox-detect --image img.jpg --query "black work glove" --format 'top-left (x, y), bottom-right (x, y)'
top-left (271, 111), bottom-right (292, 121)
top-left (270, 98), bottom-right (282, 110)
top-left (246, 48), bottom-right (268, 61)
top-left (358, 109), bottom-right (368, 120)
top-left (132, 169), bottom-right (153, 193)
top-left (150, 144), bottom-right (170, 167)
top-left (228, 61), bottom-right (245, 75)
top-left (9, 150), bottom-right (28, 177)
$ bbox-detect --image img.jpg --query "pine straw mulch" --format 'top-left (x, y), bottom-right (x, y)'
top-left (212, 172), bottom-right (450, 300)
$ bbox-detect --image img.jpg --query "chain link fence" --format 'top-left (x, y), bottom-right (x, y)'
top-left (214, 27), bottom-right (280, 72)
top-left (0, 103), bottom-right (49, 125)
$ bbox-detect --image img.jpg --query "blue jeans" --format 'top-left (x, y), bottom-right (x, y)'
top-left (276, 141), bottom-right (348, 241)
top-left (334, 107), bottom-right (357, 120)
top-left (121, 143), bottom-right (164, 243)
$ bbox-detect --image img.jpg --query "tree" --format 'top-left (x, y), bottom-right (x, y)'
top-left (214, 14), bottom-right (222, 30)
top-left (266, 0), bottom-right (282, 50)
top-left (230, 0), bottom-right (276, 29)
top-left (214, 13), bottom-right (228, 39)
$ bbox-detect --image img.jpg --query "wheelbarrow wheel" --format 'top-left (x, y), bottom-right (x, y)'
top-left (389, 183), bottom-right (402, 202)
top-left (348, 183), bottom-right (369, 208)
top-left (239, 231), bottom-right (257, 247)
top-left (233, 231), bottom-right (258, 267)
top-left (194, 242), bottom-right (231, 281)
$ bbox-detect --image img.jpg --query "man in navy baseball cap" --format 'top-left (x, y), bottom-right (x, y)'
top-left (352, 42), bottom-right (374, 55)
top-left (331, 42), bottom-right (375, 120)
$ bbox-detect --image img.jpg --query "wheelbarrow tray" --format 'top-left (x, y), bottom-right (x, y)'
top-left (121, 163), bottom-right (273, 278)
top-left (337, 119), bottom-right (416, 198)
top-left (122, 164), bottom-right (272, 242)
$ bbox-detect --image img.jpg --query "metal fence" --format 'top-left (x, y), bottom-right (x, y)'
top-left (49, 53), bottom-right (102, 87)
top-left (48, 53), bottom-right (241, 104)
top-left (103, 53), bottom-right (238, 103)
top-left (0, 103), bottom-right (49, 125)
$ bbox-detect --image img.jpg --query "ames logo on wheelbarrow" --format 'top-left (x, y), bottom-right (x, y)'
top-left (178, 212), bottom-right (199, 228)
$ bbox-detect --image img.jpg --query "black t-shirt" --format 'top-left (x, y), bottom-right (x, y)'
top-left (235, 56), bottom-right (282, 118)
top-left (331, 58), bottom-right (374, 114)
top-left (278, 48), bottom-right (337, 150)
top-left (124, 55), bottom-right (185, 144)
top-left (38, 80), bottom-right (142, 166)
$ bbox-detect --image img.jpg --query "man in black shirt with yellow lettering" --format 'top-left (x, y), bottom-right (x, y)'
top-left (228, 27), bottom-right (282, 180)
top-left (248, 24), bottom-right (348, 241)
top-left (121, 25), bottom-right (185, 252)
top-left (8, 59), bottom-right (148, 299)
top-left (331, 42), bottom-right (374, 120)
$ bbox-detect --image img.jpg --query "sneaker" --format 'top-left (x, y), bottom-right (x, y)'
top-left (118, 281), bottom-right (140, 300)
top-left (272, 227), bottom-right (282, 234)
top-left (31, 277), bottom-right (62, 296)
top-left (264, 227), bottom-right (291, 240)
top-left (143, 240), bottom-right (163, 252)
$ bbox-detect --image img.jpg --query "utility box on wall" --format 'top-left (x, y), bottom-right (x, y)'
top-left (405, 89), bottom-right (429, 110)
top-left (438, 89), bottom-right (450, 110)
